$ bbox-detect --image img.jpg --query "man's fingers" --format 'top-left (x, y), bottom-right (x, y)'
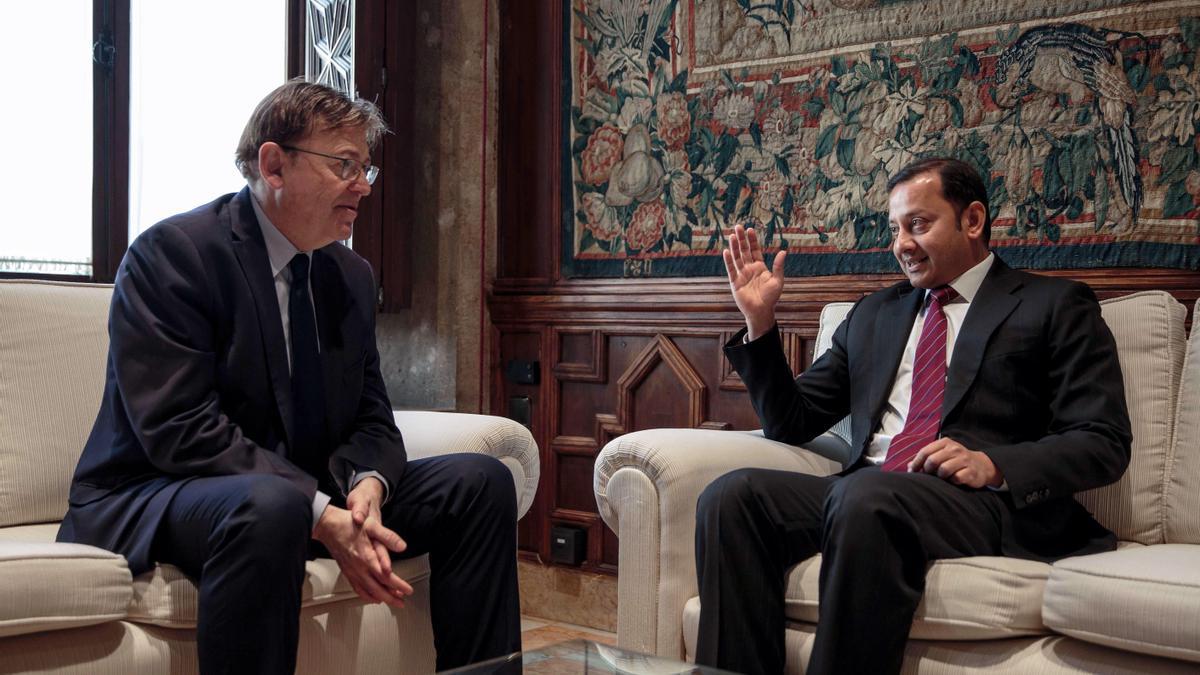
top-left (347, 568), bottom-right (391, 605)
top-left (936, 455), bottom-right (964, 479)
top-left (771, 249), bottom-right (787, 280)
top-left (722, 249), bottom-right (738, 284)
top-left (365, 519), bottom-right (407, 553)
top-left (359, 573), bottom-right (401, 606)
top-left (746, 226), bottom-right (763, 262)
top-left (728, 228), bottom-right (744, 273)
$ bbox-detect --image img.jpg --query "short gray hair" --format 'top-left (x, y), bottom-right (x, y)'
top-left (235, 79), bottom-right (388, 179)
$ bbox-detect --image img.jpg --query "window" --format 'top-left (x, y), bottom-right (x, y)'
top-left (0, 0), bottom-right (284, 281)
top-left (128, 0), bottom-right (286, 240)
top-left (0, 3), bottom-right (94, 276)
top-left (1, 0), bottom-right (411, 310)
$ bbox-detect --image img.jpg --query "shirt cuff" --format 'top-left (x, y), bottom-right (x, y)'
top-left (312, 490), bottom-right (332, 532)
top-left (987, 480), bottom-right (1010, 492)
top-left (350, 470), bottom-right (390, 503)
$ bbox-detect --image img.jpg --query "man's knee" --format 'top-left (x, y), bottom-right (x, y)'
top-left (224, 475), bottom-right (312, 549)
top-left (456, 454), bottom-right (517, 518)
top-left (696, 469), bottom-right (761, 527)
top-left (824, 470), bottom-right (907, 528)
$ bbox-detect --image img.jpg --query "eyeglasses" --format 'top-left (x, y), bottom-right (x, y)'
top-left (279, 145), bottom-right (379, 185)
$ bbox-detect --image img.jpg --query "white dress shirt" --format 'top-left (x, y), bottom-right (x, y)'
top-left (250, 195), bottom-right (389, 528)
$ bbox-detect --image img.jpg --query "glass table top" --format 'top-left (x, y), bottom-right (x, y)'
top-left (441, 639), bottom-right (735, 674)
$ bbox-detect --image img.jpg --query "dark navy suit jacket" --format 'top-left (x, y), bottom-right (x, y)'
top-left (726, 258), bottom-right (1133, 561)
top-left (58, 188), bottom-right (406, 575)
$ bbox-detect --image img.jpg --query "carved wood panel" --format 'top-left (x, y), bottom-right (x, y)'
top-left (495, 308), bottom-right (821, 572)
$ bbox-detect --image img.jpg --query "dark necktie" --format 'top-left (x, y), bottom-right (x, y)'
top-left (288, 253), bottom-right (327, 479)
top-left (882, 286), bottom-right (957, 472)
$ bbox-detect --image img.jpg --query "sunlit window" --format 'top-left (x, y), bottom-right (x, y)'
top-left (0, 4), bottom-right (93, 275)
top-left (128, 1), bottom-right (286, 242)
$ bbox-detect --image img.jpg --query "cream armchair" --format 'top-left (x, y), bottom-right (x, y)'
top-left (0, 279), bottom-right (539, 675)
top-left (595, 291), bottom-right (1200, 673)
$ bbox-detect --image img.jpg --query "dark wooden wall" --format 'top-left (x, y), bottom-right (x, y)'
top-left (494, 0), bottom-right (1200, 573)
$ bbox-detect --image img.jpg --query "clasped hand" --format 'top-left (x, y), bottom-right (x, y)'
top-left (313, 477), bottom-right (413, 607)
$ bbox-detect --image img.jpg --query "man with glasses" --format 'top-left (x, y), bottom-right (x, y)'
top-left (58, 80), bottom-right (521, 674)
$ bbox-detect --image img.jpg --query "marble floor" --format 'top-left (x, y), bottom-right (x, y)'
top-left (520, 615), bottom-right (617, 651)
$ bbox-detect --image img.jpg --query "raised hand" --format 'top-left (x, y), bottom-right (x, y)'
top-left (723, 224), bottom-right (787, 340)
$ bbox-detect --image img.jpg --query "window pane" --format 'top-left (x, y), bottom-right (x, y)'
top-left (129, 1), bottom-right (286, 241)
top-left (0, 4), bottom-right (92, 275)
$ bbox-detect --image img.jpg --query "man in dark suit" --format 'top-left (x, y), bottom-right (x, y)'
top-left (58, 80), bottom-right (520, 674)
top-left (694, 157), bottom-right (1131, 674)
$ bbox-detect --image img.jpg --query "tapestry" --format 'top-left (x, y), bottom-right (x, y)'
top-left (563, 0), bottom-right (1200, 278)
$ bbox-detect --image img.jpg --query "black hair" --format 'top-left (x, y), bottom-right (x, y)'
top-left (887, 157), bottom-right (991, 245)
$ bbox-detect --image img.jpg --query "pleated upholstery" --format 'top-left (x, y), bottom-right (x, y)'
top-left (680, 599), bottom-right (1199, 675)
top-left (1043, 544), bottom-right (1200, 663)
top-left (0, 542), bottom-right (131, 638)
top-left (1166, 307), bottom-right (1200, 544)
top-left (814, 302), bottom-right (854, 450)
top-left (607, 467), bottom-right (661, 656)
top-left (0, 281), bottom-right (113, 527)
top-left (1073, 291), bottom-right (1187, 544)
top-left (126, 555), bottom-right (431, 628)
top-left (0, 603), bottom-right (438, 675)
top-left (782, 554), bottom-right (1052, 640)
top-left (392, 410), bottom-right (540, 518)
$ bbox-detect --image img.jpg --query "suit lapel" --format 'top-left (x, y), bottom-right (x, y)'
top-left (229, 188), bottom-right (295, 450)
top-left (866, 285), bottom-right (924, 431)
top-left (943, 258), bottom-right (1023, 418)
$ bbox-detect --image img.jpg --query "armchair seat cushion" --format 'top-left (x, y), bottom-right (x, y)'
top-left (784, 553), bottom-right (1052, 640)
top-left (1043, 544), bottom-right (1200, 663)
top-left (125, 555), bottom-right (431, 628)
top-left (0, 541), bottom-right (132, 638)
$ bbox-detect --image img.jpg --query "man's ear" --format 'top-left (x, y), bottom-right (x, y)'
top-left (963, 200), bottom-right (987, 240)
top-left (257, 142), bottom-right (287, 189)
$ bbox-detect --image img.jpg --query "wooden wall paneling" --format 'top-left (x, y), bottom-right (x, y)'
top-left (496, 0), bottom-right (560, 281)
top-left (494, 326), bottom-right (546, 559)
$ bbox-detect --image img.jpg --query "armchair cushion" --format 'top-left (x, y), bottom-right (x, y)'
top-left (392, 411), bottom-right (539, 519)
top-left (0, 281), bottom-right (112, 528)
top-left (1043, 544), bottom-right (1200, 663)
top-left (0, 541), bottom-right (132, 638)
top-left (1074, 292), bottom-right (1187, 545)
top-left (782, 554), bottom-right (1051, 640)
top-left (125, 557), bottom-right (431, 628)
top-left (1167, 303), bottom-right (1200, 544)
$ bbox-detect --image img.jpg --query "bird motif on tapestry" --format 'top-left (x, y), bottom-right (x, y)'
top-left (994, 23), bottom-right (1144, 223)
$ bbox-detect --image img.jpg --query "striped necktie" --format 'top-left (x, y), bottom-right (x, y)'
top-left (881, 286), bottom-right (957, 472)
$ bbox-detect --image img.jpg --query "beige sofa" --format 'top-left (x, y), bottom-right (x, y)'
top-left (595, 290), bottom-right (1200, 673)
top-left (0, 279), bottom-right (540, 675)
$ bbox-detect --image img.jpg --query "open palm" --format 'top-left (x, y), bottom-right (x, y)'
top-left (723, 224), bottom-right (787, 338)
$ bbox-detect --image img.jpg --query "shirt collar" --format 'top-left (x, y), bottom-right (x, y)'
top-left (249, 191), bottom-right (306, 279)
top-left (936, 251), bottom-right (994, 304)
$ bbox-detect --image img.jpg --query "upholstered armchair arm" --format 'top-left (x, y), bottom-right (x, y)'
top-left (593, 428), bottom-right (843, 658)
top-left (392, 411), bottom-right (540, 520)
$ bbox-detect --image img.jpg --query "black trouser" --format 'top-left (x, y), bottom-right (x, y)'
top-left (153, 453), bottom-right (522, 674)
top-left (694, 466), bottom-right (1005, 675)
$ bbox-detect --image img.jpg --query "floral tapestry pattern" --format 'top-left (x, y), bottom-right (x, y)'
top-left (564, 0), bottom-right (1200, 278)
